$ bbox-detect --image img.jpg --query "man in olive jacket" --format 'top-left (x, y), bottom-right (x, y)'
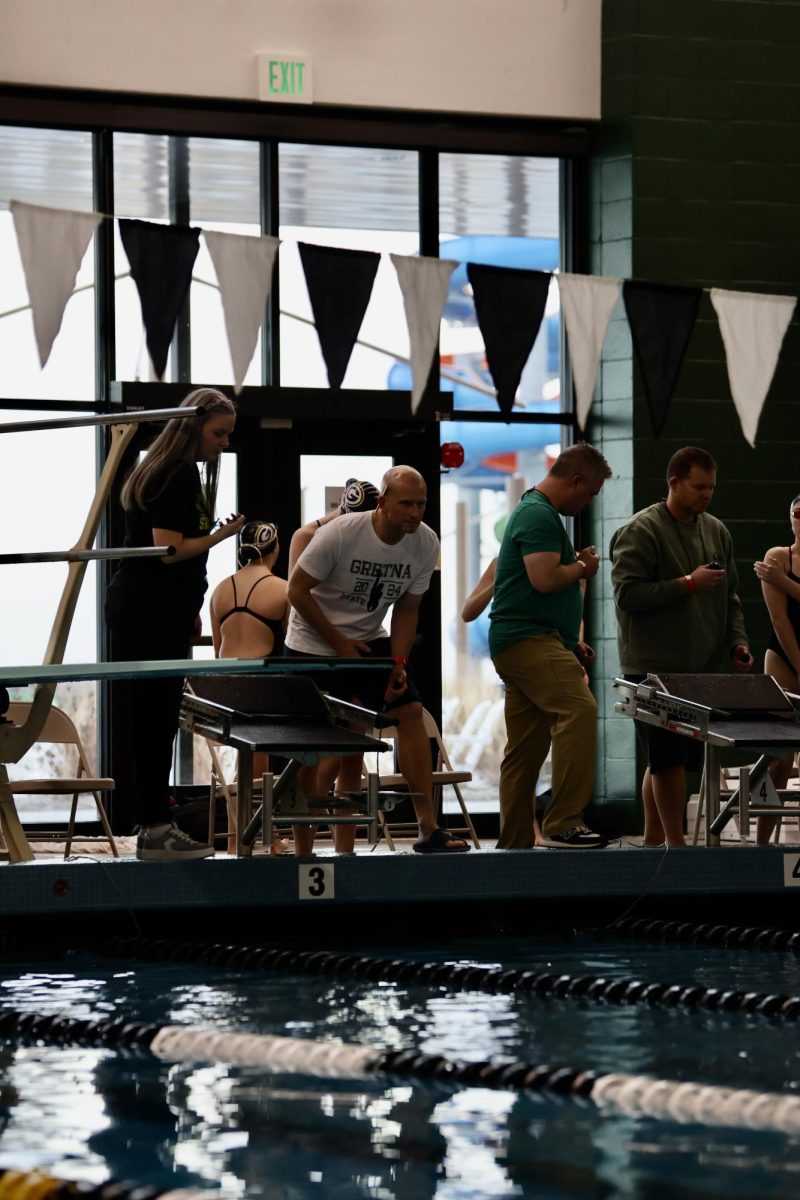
top-left (610, 446), bottom-right (752, 847)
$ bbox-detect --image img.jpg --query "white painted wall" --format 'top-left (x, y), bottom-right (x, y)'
top-left (0, 0), bottom-right (601, 120)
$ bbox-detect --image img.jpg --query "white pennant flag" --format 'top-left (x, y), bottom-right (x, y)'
top-left (11, 201), bottom-right (102, 368)
top-left (710, 288), bottom-right (796, 447)
top-left (557, 273), bottom-right (621, 430)
top-left (204, 231), bottom-right (280, 393)
top-left (391, 254), bottom-right (457, 412)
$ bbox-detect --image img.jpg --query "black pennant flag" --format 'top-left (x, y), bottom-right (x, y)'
top-left (467, 263), bottom-right (551, 418)
top-left (623, 281), bottom-right (702, 438)
top-left (298, 243), bottom-right (380, 389)
top-left (119, 219), bottom-right (201, 379)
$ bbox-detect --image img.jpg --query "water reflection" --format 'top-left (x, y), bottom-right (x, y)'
top-left (0, 952), bottom-right (795, 1196)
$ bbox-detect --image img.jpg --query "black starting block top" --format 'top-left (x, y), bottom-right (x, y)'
top-left (190, 673), bottom-right (330, 718)
top-left (183, 673), bottom-right (389, 757)
top-left (647, 673), bottom-right (795, 715)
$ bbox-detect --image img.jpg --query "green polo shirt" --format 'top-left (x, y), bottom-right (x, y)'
top-left (488, 489), bottom-right (583, 657)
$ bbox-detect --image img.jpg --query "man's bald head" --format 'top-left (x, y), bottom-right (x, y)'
top-left (380, 465), bottom-right (426, 497)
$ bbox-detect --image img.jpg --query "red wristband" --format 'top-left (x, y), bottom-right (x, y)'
top-left (393, 657), bottom-right (408, 667)
top-left (685, 574), bottom-right (696, 594)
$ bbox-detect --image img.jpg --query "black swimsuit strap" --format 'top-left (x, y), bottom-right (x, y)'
top-left (218, 572), bottom-right (283, 630)
top-left (243, 573), bottom-right (270, 607)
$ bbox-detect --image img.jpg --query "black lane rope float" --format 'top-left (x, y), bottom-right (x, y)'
top-left (0, 1003), bottom-right (798, 1136)
top-left (100, 936), bottom-right (800, 1020)
top-left (596, 916), bottom-right (800, 952)
top-left (0, 1164), bottom-right (208, 1198)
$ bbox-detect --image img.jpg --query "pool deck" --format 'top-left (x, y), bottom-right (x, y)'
top-left (1, 836), bottom-right (799, 938)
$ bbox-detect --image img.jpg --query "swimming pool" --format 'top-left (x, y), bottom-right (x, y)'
top-left (0, 933), bottom-right (797, 1198)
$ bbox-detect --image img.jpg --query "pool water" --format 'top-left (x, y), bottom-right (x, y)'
top-left (0, 935), bottom-right (797, 1198)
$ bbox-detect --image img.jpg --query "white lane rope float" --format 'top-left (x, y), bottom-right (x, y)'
top-left (1, 1007), bottom-right (798, 1138)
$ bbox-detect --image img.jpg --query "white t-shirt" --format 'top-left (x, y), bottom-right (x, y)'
top-left (286, 511), bottom-right (440, 655)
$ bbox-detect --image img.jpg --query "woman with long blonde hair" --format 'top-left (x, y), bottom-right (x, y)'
top-left (106, 388), bottom-right (245, 861)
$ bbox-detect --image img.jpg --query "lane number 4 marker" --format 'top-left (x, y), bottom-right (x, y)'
top-left (783, 854), bottom-right (800, 888)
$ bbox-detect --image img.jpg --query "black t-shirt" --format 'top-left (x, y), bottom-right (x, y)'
top-left (107, 461), bottom-right (210, 621)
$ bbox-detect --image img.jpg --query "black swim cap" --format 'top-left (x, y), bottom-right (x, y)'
top-left (341, 478), bottom-right (379, 513)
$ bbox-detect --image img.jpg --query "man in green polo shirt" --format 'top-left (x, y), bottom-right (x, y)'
top-left (489, 443), bottom-right (612, 849)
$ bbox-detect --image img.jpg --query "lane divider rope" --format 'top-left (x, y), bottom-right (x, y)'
top-left (0, 1005), bottom-right (798, 1137)
top-left (100, 936), bottom-right (800, 1020)
top-left (596, 917), bottom-right (800, 952)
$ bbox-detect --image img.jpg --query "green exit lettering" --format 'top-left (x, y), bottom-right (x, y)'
top-left (268, 59), bottom-right (305, 97)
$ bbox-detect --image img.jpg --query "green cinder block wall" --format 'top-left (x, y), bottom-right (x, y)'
top-left (587, 0), bottom-right (800, 830)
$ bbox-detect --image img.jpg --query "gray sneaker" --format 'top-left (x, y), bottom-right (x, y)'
top-left (136, 822), bottom-right (213, 862)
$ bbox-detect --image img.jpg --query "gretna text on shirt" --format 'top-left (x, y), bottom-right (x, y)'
top-left (349, 559), bottom-right (412, 580)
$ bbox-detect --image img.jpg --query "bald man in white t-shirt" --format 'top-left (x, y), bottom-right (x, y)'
top-left (287, 465), bottom-right (469, 855)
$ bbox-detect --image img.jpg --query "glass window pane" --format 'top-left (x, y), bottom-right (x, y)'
top-left (438, 154), bottom-right (564, 823)
top-left (187, 137), bottom-right (263, 386)
top-left (178, 449), bottom-right (238, 788)
top-left (278, 144), bottom-right (418, 389)
top-left (0, 127), bottom-right (96, 401)
top-left (197, 448), bottom-right (239, 641)
top-left (113, 133), bottom-right (171, 381)
top-left (299, 454), bottom-right (391, 527)
top-left (114, 134), bottom-right (265, 385)
top-left (0, 411), bottom-right (98, 816)
top-left (439, 153), bottom-right (561, 416)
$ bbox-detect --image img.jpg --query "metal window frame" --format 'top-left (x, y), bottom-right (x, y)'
top-left (0, 83), bottom-right (593, 825)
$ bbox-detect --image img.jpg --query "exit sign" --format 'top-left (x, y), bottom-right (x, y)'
top-left (257, 54), bottom-right (313, 104)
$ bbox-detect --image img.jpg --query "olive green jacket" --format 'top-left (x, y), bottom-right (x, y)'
top-left (609, 502), bottom-right (748, 674)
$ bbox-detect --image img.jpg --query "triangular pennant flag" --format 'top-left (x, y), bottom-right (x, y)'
top-left (390, 254), bottom-right (457, 413)
top-left (11, 201), bottom-right (102, 368)
top-left (623, 281), bottom-right (702, 438)
top-left (710, 288), bottom-right (796, 447)
top-left (204, 231), bottom-right (279, 393)
top-left (298, 243), bottom-right (380, 390)
top-left (466, 263), bottom-right (551, 418)
top-left (558, 273), bottom-right (622, 431)
top-left (119, 219), bottom-right (201, 380)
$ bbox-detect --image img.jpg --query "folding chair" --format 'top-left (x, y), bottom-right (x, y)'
top-left (369, 708), bottom-right (480, 850)
top-left (6, 701), bottom-right (117, 858)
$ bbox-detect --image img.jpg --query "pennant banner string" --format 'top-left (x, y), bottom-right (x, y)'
top-left (3, 198), bottom-right (800, 426)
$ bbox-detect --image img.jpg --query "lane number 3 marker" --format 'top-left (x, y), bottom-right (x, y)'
top-left (299, 863), bottom-right (335, 899)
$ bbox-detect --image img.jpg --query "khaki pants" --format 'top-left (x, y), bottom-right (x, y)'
top-left (492, 633), bottom-right (597, 847)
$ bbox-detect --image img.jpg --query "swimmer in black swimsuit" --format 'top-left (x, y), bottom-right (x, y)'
top-left (754, 493), bottom-right (800, 844)
top-left (211, 521), bottom-right (288, 659)
top-left (210, 521), bottom-right (290, 853)
top-left (216, 573), bottom-right (286, 655)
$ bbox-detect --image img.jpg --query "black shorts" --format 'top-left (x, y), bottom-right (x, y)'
top-left (625, 674), bottom-right (704, 775)
top-left (285, 637), bottom-right (422, 716)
